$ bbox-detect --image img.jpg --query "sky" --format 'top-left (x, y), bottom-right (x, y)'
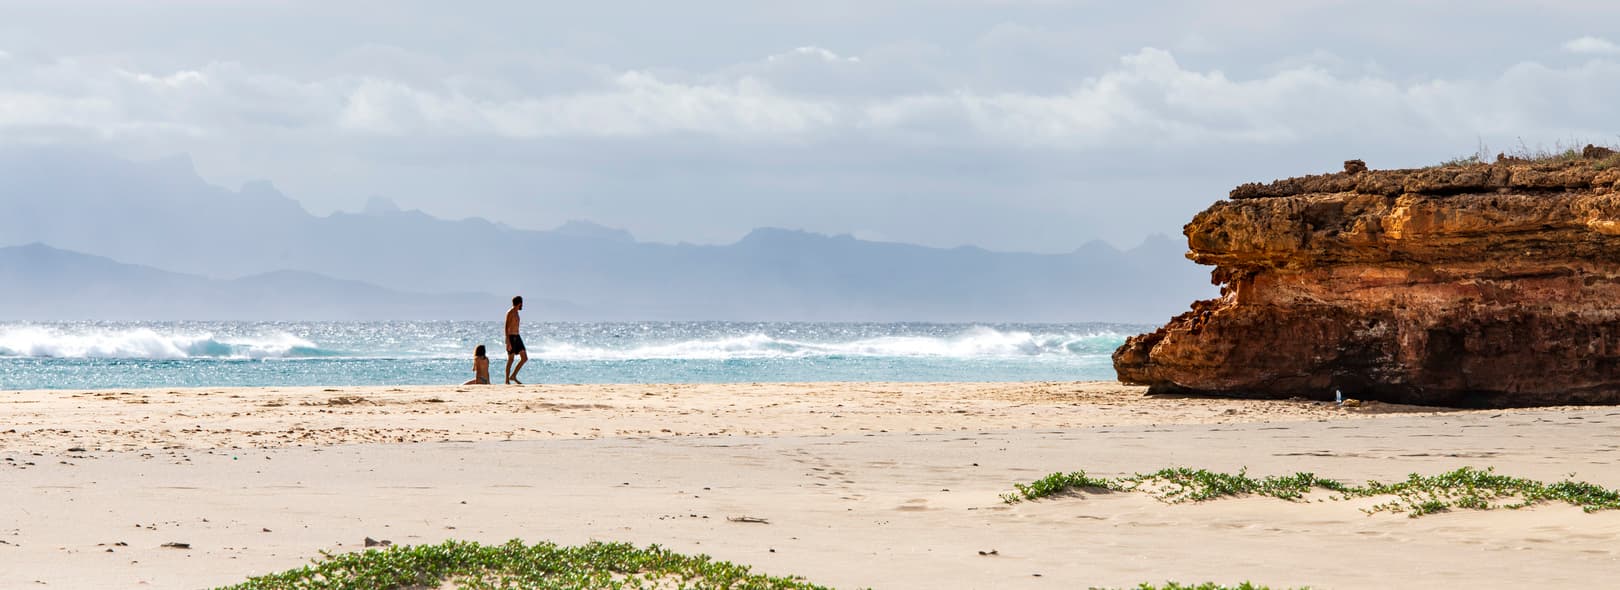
top-left (2, 0), bottom-right (1618, 252)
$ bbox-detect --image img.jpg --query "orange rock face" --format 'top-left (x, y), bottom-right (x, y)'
top-left (1115, 152), bottom-right (1620, 407)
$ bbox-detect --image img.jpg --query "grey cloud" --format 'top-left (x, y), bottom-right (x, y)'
top-left (10, 44), bottom-right (1616, 146)
top-left (2, 1), bottom-right (1618, 253)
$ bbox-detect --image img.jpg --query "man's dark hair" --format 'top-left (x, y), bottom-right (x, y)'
top-left (512, 295), bottom-right (523, 306)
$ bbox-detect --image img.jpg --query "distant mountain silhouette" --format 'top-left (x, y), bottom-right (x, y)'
top-left (0, 148), bottom-right (1213, 322)
top-left (0, 244), bottom-right (530, 321)
top-left (551, 220), bottom-right (637, 243)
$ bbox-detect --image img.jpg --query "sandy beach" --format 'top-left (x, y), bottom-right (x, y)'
top-left (4, 381), bottom-right (1619, 588)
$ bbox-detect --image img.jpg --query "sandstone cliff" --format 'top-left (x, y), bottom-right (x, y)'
top-left (1114, 146), bottom-right (1620, 407)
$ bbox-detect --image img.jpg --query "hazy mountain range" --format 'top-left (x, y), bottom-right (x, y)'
top-left (0, 244), bottom-right (511, 321)
top-left (0, 148), bottom-right (1213, 322)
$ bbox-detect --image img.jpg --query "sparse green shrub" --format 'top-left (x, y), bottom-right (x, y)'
top-left (1001, 470), bottom-right (1117, 503)
top-left (1005, 466), bottom-right (1620, 518)
top-left (1431, 136), bottom-right (1620, 167)
top-left (1439, 154), bottom-right (1483, 167)
top-left (219, 539), bottom-right (833, 590)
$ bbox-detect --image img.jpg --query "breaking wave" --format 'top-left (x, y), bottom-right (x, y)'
top-left (0, 326), bottom-right (332, 360)
top-left (532, 327), bottom-right (1126, 361)
top-left (0, 324), bottom-right (1128, 363)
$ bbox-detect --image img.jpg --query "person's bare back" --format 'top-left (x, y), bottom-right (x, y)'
top-left (463, 345), bottom-right (490, 385)
top-left (504, 296), bottom-right (527, 384)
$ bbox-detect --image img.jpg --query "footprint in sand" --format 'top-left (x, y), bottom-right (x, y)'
top-left (896, 499), bottom-right (931, 512)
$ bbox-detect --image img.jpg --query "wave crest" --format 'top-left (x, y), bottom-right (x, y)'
top-left (0, 324), bottom-right (1128, 362)
top-left (0, 327), bottom-right (327, 359)
top-left (532, 327), bottom-right (1126, 361)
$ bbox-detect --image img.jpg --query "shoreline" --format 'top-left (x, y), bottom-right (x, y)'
top-left (5, 382), bottom-right (1618, 589)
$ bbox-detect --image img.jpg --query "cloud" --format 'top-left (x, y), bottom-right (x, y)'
top-left (1564, 36), bottom-right (1620, 54)
top-left (860, 48), bottom-right (1619, 149)
top-left (6, 45), bottom-right (1617, 150)
top-left (3, 32), bottom-right (1620, 253)
top-left (767, 46), bottom-right (860, 64)
top-left (334, 72), bottom-right (842, 138)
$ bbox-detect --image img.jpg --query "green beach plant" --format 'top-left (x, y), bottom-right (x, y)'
top-left (1003, 466), bottom-right (1620, 518)
top-left (218, 539), bottom-right (834, 590)
top-left (1000, 470), bottom-right (1115, 503)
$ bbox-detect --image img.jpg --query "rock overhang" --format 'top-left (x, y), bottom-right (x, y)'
top-left (1115, 148), bottom-right (1620, 407)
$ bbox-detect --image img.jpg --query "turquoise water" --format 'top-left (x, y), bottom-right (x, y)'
top-left (0, 322), bottom-right (1140, 390)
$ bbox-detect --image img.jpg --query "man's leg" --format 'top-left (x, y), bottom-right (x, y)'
top-left (511, 350), bottom-right (528, 384)
top-left (505, 351), bottom-right (516, 384)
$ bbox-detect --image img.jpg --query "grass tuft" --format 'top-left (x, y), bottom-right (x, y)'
top-left (1439, 154), bottom-right (1485, 167)
top-left (218, 539), bottom-right (834, 590)
top-left (1004, 466), bottom-right (1620, 518)
top-left (1494, 137), bottom-right (1589, 164)
top-left (1432, 136), bottom-right (1620, 167)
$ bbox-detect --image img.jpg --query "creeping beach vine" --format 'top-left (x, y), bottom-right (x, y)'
top-left (1003, 466), bottom-right (1620, 518)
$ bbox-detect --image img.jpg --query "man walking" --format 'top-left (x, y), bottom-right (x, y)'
top-left (505, 295), bottom-right (527, 384)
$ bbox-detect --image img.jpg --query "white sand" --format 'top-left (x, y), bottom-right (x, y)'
top-left (3, 382), bottom-right (1618, 588)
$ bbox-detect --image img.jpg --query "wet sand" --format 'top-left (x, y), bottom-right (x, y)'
top-left (3, 382), bottom-right (1618, 588)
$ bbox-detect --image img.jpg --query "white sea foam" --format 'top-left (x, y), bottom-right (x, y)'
top-left (0, 326), bottom-right (323, 359)
top-left (0, 324), bottom-right (1126, 362)
top-left (531, 327), bottom-right (1125, 361)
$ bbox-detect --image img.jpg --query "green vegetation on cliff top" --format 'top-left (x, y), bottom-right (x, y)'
top-left (1438, 137), bottom-right (1620, 168)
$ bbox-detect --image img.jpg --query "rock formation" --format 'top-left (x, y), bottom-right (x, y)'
top-left (1114, 148), bottom-right (1620, 407)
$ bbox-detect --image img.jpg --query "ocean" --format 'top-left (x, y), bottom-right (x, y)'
top-left (0, 321), bottom-right (1141, 390)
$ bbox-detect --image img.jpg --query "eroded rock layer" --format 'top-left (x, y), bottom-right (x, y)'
top-left (1115, 150), bottom-right (1620, 407)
